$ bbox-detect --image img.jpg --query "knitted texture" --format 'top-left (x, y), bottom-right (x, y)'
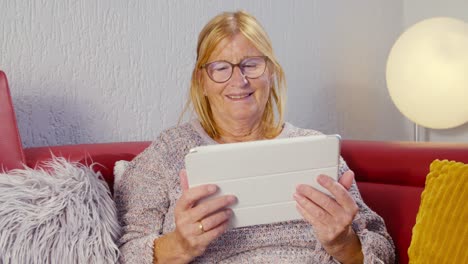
top-left (115, 121), bottom-right (395, 263)
top-left (408, 159), bottom-right (468, 264)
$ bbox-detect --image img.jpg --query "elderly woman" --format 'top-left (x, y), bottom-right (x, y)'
top-left (115, 11), bottom-right (395, 264)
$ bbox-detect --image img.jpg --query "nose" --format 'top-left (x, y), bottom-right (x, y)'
top-left (230, 65), bottom-right (248, 86)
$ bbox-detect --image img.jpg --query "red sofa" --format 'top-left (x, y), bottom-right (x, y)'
top-left (1, 70), bottom-right (467, 263)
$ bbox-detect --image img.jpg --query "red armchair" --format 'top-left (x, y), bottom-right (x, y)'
top-left (1, 70), bottom-right (467, 263)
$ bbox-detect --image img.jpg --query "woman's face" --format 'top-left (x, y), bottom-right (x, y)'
top-left (201, 33), bottom-right (272, 128)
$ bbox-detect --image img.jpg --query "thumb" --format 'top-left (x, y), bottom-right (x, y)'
top-left (338, 170), bottom-right (355, 191)
top-left (179, 169), bottom-right (189, 191)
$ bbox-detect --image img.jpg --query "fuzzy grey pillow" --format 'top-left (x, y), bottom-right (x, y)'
top-left (0, 157), bottom-right (121, 264)
top-left (113, 160), bottom-right (130, 190)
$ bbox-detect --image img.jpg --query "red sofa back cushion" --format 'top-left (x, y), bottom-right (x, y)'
top-left (0, 71), bottom-right (25, 171)
top-left (24, 142), bottom-right (151, 193)
top-left (357, 182), bottom-right (422, 264)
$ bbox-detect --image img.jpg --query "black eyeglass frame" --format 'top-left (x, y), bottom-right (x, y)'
top-left (200, 56), bottom-right (269, 83)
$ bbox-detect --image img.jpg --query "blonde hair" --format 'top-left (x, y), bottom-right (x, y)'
top-left (181, 10), bottom-right (286, 139)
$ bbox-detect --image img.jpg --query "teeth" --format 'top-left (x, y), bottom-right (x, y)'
top-left (228, 94), bottom-right (250, 99)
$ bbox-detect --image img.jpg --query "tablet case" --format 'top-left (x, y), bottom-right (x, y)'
top-left (185, 134), bottom-right (340, 228)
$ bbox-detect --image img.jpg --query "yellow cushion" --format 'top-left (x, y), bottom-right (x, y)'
top-left (408, 159), bottom-right (467, 264)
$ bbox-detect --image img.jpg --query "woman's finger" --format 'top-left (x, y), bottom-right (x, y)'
top-left (294, 192), bottom-right (332, 226)
top-left (317, 175), bottom-right (357, 214)
top-left (338, 170), bottom-right (354, 190)
top-left (190, 195), bottom-right (236, 221)
top-left (197, 219), bottom-right (231, 247)
top-left (295, 184), bottom-right (342, 217)
top-left (295, 202), bottom-right (327, 229)
top-left (176, 184), bottom-right (218, 212)
top-left (177, 209), bottom-right (232, 256)
top-left (197, 209), bottom-right (233, 234)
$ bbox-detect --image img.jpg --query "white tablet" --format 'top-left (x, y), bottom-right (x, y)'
top-left (184, 134), bottom-right (341, 228)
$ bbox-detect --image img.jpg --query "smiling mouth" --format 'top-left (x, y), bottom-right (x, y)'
top-left (226, 92), bottom-right (254, 100)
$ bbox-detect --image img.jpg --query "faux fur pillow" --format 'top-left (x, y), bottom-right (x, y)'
top-left (0, 157), bottom-right (121, 264)
top-left (113, 160), bottom-right (130, 190)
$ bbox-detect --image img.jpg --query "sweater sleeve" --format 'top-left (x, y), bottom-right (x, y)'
top-left (339, 158), bottom-right (396, 264)
top-left (114, 135), bottom-right (171, 264)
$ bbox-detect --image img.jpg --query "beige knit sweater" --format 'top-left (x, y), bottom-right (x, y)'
top-left (115, 121), bottom-right (395, 263)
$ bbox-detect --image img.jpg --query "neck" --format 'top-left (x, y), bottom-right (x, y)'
top-left (214, 118), bottom-right (264, 143)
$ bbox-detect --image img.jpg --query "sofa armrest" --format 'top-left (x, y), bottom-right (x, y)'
top-left (0, 71), bottom-right (25, 171)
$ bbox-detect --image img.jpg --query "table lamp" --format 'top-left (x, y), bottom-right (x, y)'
top-left (386, 17), bottom-right (468, 141)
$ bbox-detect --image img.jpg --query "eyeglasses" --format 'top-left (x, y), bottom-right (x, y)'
top-left (201, 56), bottom-right (268, 83)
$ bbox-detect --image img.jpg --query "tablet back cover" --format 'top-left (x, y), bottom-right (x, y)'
top-left (185, 135), bottom-right (340, 228)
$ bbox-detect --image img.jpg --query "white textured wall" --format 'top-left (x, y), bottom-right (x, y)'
top-left (403, 0), bottom-right (468, 142)
top-left (1, 0), bottom-right (408, 147)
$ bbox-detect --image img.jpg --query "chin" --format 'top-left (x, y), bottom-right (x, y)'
top-left (229, 110), bottom-right (262, 123)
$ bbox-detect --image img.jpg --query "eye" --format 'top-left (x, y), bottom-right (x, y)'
top-left (209, 62), bottom-right (230, 72)
top-left (215, 66), bottom-right (229, 71)
top-left (243, 63), bottom-right (258, 68)
top-left (241, 58), bottom-right (263, 69)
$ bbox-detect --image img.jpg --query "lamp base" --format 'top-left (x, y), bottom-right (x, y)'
top-left (414, 123), bottom-right (420, 142)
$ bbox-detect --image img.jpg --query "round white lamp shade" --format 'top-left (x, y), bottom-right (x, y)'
top-left (386, 17), bottom-right (468, 129)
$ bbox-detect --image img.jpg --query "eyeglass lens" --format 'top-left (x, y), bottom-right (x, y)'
top-left (206, 57), bottom-right (266, 83)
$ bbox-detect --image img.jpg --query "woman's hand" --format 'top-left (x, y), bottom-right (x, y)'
top-left (294, 170), bottom-right (364, 264)
top-left (162, 169), bottom-right (236, 263)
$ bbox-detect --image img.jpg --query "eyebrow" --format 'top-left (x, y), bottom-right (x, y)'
top-left (209, 55), bottom-right (264, 63)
